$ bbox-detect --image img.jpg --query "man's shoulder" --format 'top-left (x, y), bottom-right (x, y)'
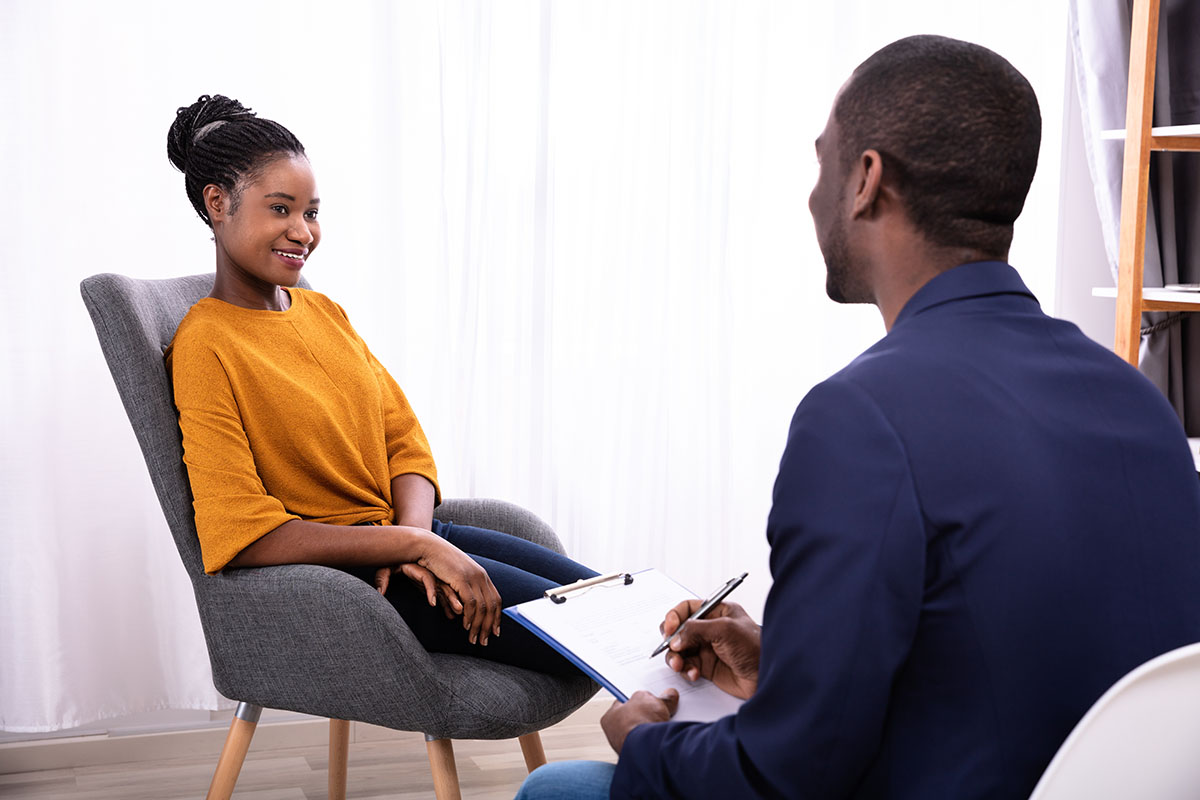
top-left (839, 299), bottom-right (1135, 389)
top-left (821, 329), bottom-right (939, 395)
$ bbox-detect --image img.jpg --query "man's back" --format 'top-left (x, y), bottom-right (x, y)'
top-left (827, 261), bottom-right (1200, 796)
top-left (613, 261), bottom-right (1200, 798)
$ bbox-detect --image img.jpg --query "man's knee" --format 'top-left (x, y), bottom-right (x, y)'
top-left (514, 759), bottom-right (616, 800)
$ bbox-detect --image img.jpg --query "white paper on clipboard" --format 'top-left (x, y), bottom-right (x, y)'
top-left (505, 568), bottom-right (745, 723)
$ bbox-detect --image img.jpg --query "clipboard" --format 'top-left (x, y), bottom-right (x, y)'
top-left (544, 570), bottom-right (635, 603)
top-left (504, 568), bottom-right (746, 723)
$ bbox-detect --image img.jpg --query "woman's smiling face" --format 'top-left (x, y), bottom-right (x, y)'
top-left (206, 154), bottom-right (321, 295)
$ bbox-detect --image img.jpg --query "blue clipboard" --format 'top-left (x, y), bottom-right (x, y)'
top-left (504, 571), bottom-right (637, 700)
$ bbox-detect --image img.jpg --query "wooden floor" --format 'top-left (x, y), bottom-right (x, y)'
top-left (0, 702), bottom-right (615, 800)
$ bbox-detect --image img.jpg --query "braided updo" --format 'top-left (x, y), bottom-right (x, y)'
top-left (167, 94), bottom-right (307, 228)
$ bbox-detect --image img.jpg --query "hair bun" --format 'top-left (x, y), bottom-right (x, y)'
top-left (166, 94), bottom-right (256, 173)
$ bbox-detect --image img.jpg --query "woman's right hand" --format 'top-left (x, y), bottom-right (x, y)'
top-left (415, 535), bottom-right (502, 646)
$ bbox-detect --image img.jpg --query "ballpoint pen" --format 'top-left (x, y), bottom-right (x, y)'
top-left (650, 571), bottom-right (748, 658)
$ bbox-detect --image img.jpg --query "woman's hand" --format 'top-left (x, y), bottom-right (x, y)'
top-left (414, 536), bottom-right (502, 646)
top-left (374, 563), bottom-right (461, 619)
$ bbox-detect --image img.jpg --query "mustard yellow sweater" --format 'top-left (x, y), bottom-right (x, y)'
top-left (166, 288), bottom-right (439, 574)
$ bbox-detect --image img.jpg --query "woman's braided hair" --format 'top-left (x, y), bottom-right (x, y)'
top-left (167, 94), bottom-right (306, 228)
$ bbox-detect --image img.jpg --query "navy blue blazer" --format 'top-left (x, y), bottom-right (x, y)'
top-left (612, 262), bottom-right (1200, 799)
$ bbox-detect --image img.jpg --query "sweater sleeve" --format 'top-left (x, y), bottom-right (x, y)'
top-left (167, 336), bottom-right (300, 574)
top-left (324, 297), bottom-right (441, 505)
top-left (365, 346), bottom-right (441, 504)
top-left (611, 378), bottom-right (926, 799)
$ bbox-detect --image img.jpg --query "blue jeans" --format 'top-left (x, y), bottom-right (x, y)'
top-left (515, 760), bottom-right (616, 800)
top-left (348, 518), bottom-right (597, 675)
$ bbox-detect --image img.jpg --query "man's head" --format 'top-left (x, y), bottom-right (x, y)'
top-left (810, 35), bottom-right (1042, 305)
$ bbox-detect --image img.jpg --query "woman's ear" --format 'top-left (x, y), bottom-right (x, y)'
top-left (203, 184), bottom-right (228, 223)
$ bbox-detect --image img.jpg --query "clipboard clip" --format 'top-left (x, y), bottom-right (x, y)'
top-left (545, 571), bottom-right (634, 604)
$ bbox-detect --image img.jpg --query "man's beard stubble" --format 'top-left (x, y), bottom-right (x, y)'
top-left (821, 213), bottom-right (867, 304)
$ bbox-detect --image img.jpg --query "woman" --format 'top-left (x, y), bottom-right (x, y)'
top-left (165, 94), bottom-right (596, 673)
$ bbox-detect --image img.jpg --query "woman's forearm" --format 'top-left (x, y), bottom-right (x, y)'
top-left (226, 519), bottom-right (436, 569)
top-left (391, 473), bottom-right (436, 529)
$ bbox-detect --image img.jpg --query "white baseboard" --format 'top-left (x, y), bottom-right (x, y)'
top-left (0, 717), bottom-right (409, 775)
top-left (0, 697), bottom-right (610, 775)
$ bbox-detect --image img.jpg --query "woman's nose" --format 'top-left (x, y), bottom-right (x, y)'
top-left (288, 218), bottom-right (313, 246)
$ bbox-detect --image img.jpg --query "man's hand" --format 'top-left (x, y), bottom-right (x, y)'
top-left (600, 689), bottom-right (680, 755)
top-left (661, 600), bottom-right (761, 700)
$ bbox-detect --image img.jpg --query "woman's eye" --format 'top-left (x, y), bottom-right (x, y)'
top-left (271, 205), bottom-right (288, 214)
top-left (305, 209), bottom-right (319, 221)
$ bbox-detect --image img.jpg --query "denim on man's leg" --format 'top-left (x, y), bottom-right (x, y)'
top-left (514, 760), bottom-right (616, 800)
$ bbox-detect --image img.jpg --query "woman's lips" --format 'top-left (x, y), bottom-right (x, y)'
top-left (273, 249), bottom-right (305, 269)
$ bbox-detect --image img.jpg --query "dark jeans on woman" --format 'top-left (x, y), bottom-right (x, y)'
top-left (347, 518), bottom-right (597, 675)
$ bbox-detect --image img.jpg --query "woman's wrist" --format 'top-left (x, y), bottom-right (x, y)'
top-left (391, 524), bottom-right (441, 564)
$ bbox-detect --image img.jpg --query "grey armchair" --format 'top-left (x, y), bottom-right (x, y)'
top-left (80, 273), bottom-right (596, 799)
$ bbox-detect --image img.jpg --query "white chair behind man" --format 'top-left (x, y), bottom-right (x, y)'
top-left (1029, 641), bottom-right (1200, 800)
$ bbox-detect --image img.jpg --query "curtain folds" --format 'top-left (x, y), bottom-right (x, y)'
top-left (1068, 0), bottom-right (1200, 433)
top-left (0, 0), bottom-right (1068, 733)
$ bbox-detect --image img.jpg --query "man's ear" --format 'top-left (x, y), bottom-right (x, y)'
top-left (203, 184), bottom-right (228, 223)
top-left (850, 149), bottom-right (884, 220)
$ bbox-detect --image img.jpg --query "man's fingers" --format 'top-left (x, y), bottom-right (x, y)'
top-left (669, 616), bottom-right (714, 652)
top-left (660, 688), bottom-right (680, 715)
top-left (665, 650), bottom-right (703, 681)
top-left (660, 599), bottom-right (703, 635)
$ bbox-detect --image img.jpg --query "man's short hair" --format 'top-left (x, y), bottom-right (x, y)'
top-left (835, 35), bottom-right (1041, 256)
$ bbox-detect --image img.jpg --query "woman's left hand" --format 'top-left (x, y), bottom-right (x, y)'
top-left (374, 562), bottom-right (461, 619)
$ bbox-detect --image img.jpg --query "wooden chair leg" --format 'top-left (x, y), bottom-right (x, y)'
top-left (424, 735), bottom-right (463, 800)
top-left (518, 731), bottom-right (547, 772)
top-left (206, 703), bottom-right (261, 800)
top-left (329, 719), bottom-right (350, 800)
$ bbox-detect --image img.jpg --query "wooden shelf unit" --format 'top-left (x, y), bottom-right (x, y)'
top-left (1093, 287), bottom-right (1200, 314)
top-left (1107, 0), bottom-right (1200, 365)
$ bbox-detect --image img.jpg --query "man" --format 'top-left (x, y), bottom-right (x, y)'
top-left (517, 35), bottom-right (1200, 799)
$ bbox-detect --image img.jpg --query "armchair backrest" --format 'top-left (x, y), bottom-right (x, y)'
top-left (80, 273), bottom-right (310, 578)
top-left (81, 273), bottom-right (215, 577)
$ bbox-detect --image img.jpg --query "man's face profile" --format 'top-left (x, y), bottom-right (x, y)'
top-left (809, 104), bottom-right (865, 305)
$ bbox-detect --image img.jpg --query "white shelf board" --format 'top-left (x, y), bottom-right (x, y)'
top-left (1099, 124), bottom-right (1200, 140)
top-left (1092, 287), bottom-right (1200, 305)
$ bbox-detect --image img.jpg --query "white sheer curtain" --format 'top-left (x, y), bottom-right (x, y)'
top-left (0, 0), bottom-right (1067, 732)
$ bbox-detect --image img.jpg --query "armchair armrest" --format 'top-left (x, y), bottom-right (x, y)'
top-left (193, 564), bottom-right (438, 726)
top-left (435, 498), bottom-right (565, 555)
